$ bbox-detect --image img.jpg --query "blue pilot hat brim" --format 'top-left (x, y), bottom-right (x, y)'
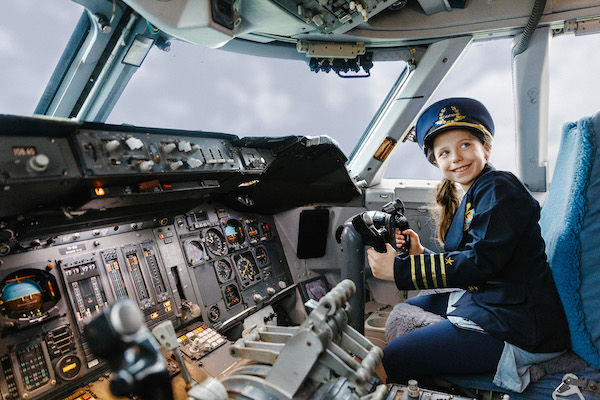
top-left (415, 97), bottom-right (494, 156)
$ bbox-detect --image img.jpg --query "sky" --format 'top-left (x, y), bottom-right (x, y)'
top-left (3, 1), bottom-right (600, 183)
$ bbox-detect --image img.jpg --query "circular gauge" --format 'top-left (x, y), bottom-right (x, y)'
top-left (234, 252), bottom-right (261, 287)
top-left (254, 246), bottom-right (269, 267)
top-left (204, 228), bottom-right (227, 257)
top-left (259, 222), bottom-right (272, 241)
top-left (0, 269), bottom-right (60, 320)
top-left (55, 355), bottom-right (82, 381)
top-left (184, 240), bottom-right (206, 265)
top-left (208, 305), bottom-right (220, 322)
top-left (214, 259), bottom-right (233, 283)
top-left (223, 219), bottom-right (245, 245)
top-left (246, 220), bottom-right (260, 244)
top-left (222, 284), bottom-right (241, 309)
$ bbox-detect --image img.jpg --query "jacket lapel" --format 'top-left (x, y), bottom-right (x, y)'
top-left (444, 196), bottom-right (467, 251)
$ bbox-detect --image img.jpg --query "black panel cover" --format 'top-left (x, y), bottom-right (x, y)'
top-left (297, 209), bottom-right (329, 259)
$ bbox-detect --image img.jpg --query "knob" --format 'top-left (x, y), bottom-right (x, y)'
top-left (105, 140), bottom-right (120, 152)
top-left (139, 160), bottom-right (154, 173)
top-left (266, 287), bottom-right (276, 296)
top-left (278, 281), bottom-right (287, 289)
top-left (162, 143), bottom-right (176, 153)
top-left (178, 141), bottom-right (192, 153)
top-left (29, 154), bottom-right (50, 172)
top-left (169, 161), bottom-right (184, 171)
top-left (187, 158), bottom-right (203, 168)
top-left (125, 137), bottom-right (144, 150)
top-left (407, 380), bottom-right (420, 399)
top-left (253, 293), bottom-right (264, 303)
top-left (191, 305), bottom-right (202, 318)
top-left (249, 157), bottom-right (266, 168)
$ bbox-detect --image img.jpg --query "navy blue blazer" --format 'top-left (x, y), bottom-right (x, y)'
top-left (393, 166), bottom-right (570, 353)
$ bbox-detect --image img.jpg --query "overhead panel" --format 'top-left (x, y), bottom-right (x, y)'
top-left (270, 0), bottom-right (398, 34)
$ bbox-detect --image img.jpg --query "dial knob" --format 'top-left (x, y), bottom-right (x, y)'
top-left (139, 160), bottom-right (154, 173)
top-left (187, 157), bottom-right (203, 168)
top-left (105, 139), bottom-right (120, 152)
top-left (253, 293), bottom-right (264, 303)
top-left (162, 143), bottom-right (176, 153)
top-left (266, 287), bottom-right (276, 295)
top-left (29, 154), bottom-right (49, 172)
top-left (278, 281), bottom-right (287, 289)
top-left (125, 137), bottom-right (144, 150)
top-left (178, 141), bottom-right (192, 153)
top-left (169, 161), bottom-right (184, 171)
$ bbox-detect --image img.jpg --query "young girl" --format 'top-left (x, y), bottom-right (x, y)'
top-left (367, 98), bottom-right (570, 387)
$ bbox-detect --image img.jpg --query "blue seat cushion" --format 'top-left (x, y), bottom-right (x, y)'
top-left (446, 368), bottom-right (600, 400)
top-left (540, 113), bottom-right (600, 368)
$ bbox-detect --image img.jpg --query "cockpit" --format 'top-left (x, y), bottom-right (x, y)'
top-left (2, 1), bottom-right (600, 399)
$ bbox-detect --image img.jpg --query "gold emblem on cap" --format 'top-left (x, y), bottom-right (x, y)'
top-left (435, 106), bottom-right (466, 126)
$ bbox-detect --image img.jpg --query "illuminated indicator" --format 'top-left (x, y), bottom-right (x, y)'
top-left (94, 187), bottom-right (105, 196)
top-left (102, 252), bottom-right (128, 299)
top-left (238, 180), bottom-right (259, 187)
top-left (62, 363), bottom-right (77, 373)
top-left (125, 252), bottom-right (150, 302)
top-left (150, 312), bottom-right (159, 319)
top-left (71, 282), bottom-right (86, 319)
top-left (48, 281), bottom-right (55, 297)
top-left (143, 245), bottom-right (167, 296)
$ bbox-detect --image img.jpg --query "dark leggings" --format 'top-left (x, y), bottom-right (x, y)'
top-left (382, 293), bottom-right (505, 384)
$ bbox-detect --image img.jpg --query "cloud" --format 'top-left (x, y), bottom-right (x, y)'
top-left (0, 27), bottom-right (18, 55)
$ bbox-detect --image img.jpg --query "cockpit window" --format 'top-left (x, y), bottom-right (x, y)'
top-left (106, 42), bottom-right (407, 156)
top-left (1, 2), bottom-right (83, 116)
top-left (384, 34), bottom-right (600, 181)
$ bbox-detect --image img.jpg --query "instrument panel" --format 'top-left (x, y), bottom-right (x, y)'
top-left (174, 208), bottom-right (290, 328)
top-left (0, 204), bottom-right (292, 400)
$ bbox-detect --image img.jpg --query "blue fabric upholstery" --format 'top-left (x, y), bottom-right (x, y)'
top-left (540, 114), bottom-right (600, 368)
top-left (446, 368), bottom-right (600, 400)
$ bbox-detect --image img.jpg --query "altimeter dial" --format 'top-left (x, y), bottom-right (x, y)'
top-left (214, 259), bottom-right (233, 284)
top-left (234, 252), bottom-right (261, 287)
top-left (204, 228), bottom-right (227, 257)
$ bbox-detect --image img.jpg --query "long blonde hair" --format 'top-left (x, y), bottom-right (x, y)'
top-left (425, 130), bottom-right (493, 244)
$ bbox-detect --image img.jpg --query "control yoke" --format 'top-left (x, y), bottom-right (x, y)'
top-left (351, 199), bottom-right (410, 256)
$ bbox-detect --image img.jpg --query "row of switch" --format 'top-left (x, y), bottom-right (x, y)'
top-left (104, 137), bottom-right (228, 157)
top-left (137, 156), bottom-right (231, 173)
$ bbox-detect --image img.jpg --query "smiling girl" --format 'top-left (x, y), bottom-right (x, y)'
top-left (367, 98), bottom-right (569, 390)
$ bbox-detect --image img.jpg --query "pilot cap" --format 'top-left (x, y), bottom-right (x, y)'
top-left (415, 97), bottom-right (494, 156)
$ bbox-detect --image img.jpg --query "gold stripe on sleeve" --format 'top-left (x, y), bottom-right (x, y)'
top-left (440, 253), bottom-right (447, 287)
top-left (420, 254), bottom-right (428, 289)
top-left (430, 254), bottom-right (438, 288)
top-left (410, 256), bottom-right (419, 290)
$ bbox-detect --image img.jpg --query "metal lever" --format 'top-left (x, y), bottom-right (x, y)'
top-left (152, 320), bottom-right (193, 388)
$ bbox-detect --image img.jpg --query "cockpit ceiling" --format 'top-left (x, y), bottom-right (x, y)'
top-left (119, 0), bottom-right (600, 49)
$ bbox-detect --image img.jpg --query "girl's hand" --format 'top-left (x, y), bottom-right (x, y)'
top-left (367, 243), bottom-right (397, 282)
top-left (395, 229), bottom-right (425, 255)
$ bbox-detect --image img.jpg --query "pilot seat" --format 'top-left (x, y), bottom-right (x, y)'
top-left (380, 112), bottom-right (600, 399)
